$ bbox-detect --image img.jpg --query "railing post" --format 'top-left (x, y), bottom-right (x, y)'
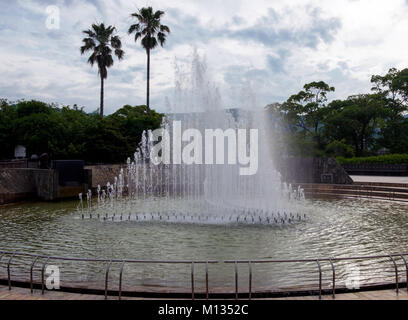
top-left (316, 260), bottom-right (322, 300)
top-left (329, 259), bottom-right (335, 299)
top-left (191, 262), bottom-right (195, 300)
top-left (118, 261), bottom-right (126, 300)
top-left (205, 261), bottom-right (209, 300)
top-left (30, 256), bottom-right (40, 294)
top-left (235, 261), bottom-right (238, 300)
top-left (248, 262), bottom-right (252, 300)
top-left (41, 257), bottom-right (50, 295)
top-left (389, 255), bottom-right (399, 294)
top-left (7, 253), bottom-right (16, 290)
top-left (104, 260), bottom-right (112, 300)
top-left (400, 255), bottom-right (408, 293)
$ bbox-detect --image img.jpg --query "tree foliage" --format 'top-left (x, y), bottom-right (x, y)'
top-left (128, 7), bottom-right (170, 110)
top-left (0, 100), bottom-right (163, 163)
top-left (81, 23), bottom-right (124, 116)
top-left (268, 68), bottom-right (408, 160)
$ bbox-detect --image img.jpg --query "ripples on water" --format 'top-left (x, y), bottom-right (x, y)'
top-left (0, 198), bottom-right (407, 291)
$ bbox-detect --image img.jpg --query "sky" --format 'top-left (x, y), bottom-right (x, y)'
top-left (1, 0), bottom-right (408, 114)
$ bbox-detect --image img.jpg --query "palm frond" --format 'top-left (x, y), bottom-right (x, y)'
top-left (134, 31), bottom-right (143, 42)
top-left (110, 35), bottom-right (122, 49)
top-left (115, 49), bottom-right (125, 60)
top-left (128, 23), bottom-right (141, 34)
top-left (80, 22), bottom-right (124, 78)
top-left (87, 52), bottom-right (97, 66)
top-left (154, 10), bottom-right (165, 19)
top-left (131, 12), bottom-right (144, 23)
top-left (80, 38), bottom-right (96, 54)
top-left (83, 29), bottom-right (96, 38)
top-left (157, 32), bottom-right (167, 46)
top-left (129, 7), bottom-right (170, 51)
top-left (142, 35), bottom-right (158, 51)
top-left (160, 25), bottom-right (170, 33)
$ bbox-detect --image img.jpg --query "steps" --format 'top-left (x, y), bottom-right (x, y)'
top-left (295, 182), bottom-right (408, 202)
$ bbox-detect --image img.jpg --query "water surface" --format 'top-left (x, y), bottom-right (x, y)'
top-left (1, 198), bottom-right (407, 292)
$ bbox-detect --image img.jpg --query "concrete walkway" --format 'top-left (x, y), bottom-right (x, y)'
top-left (1, 285), bottom-right (407, 300)
top-left (351, 175), bottom-right (408, 184)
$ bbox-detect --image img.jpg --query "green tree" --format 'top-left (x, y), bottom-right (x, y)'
top-left (83, 117), bottom-right (130, 164)
top-left (107, 105), bottom-right (164, 156)
top-left (325, 139), bottom-right (355, 158)
top-left (0, 99), bottom-right (164, 163)
top-left (265, 102), bottom-right (321, 158)
top-left (0, 99), bottom-right (17, 159)
top-left (128, 7), bottom-right (170, 110)
top-left (12, 100), bottom-right (64, 157)
top-left (281, 81), bottom-right (335, 150)
top-left (371, 68), bottom-right (408, 153)
top-left (324, 94), bottom-right (386, 156)
top-left (371, 68), bottom-right (408, 113)
top-left (81, 23), bottom-right (124, 116)
top-left (52, 105), bottom-right (95, 159)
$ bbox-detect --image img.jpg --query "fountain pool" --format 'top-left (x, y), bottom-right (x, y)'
top-left (1, 197), bottom-right (408, 294)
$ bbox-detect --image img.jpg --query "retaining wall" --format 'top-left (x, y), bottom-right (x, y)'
top-left (0, 168), bottom-right (90, 205)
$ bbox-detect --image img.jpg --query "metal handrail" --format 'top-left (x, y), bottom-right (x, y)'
top-left (205, 262), bottom-right (209, 300)
top-left (1, 250), bottom-right (407, 299)
top-left (400, 255), bottom-right (408, 293)
top-left (389, 255), bottom-right (399, 294)
top-left (0, 251), bottom-right (217, 299)
top-left (104, 260), bottom-right (112, 300)
top-left (225, 252), bottom-right (408, 299)
top-left (329, 259), bottom-right (336, 299)
top-left (191, 262), bottom-right (195, 300)
top-left (118, 260), bottom-right (126, 300)
top-left (41, 257), bottom-right (50, 295)
top-left (316, 260), bottom-right (322, 300)
top-left (248, 262), bottom-right (252, 300)
top-left (234, 261), bottom-right (238, 300)
top-left (30, 256), bottom-right (40, 293)
top-left (7, 253), bottom-right (16, 290)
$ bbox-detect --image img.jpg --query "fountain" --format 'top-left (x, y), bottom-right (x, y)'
top-left (78, 51), bottom-right (306, 225)
top-left (2, 52), bottom-right (408, 298)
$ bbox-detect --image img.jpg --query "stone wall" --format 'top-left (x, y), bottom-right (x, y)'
top-left (85, 165), bottom-right (125, 189)
top-left (0, 169), bottom-right (59, 204)
top-left (0, 158), bottom-right (352, 205)
top-left (87, 158), bottom-right (353, 192)
top-left (0, 159), bottom-right (27, 169)
top-left (0, 168), bottom-right (89, 205)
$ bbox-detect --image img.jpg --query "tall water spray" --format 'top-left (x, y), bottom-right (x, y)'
top-left (80, 51), bottom-right (305, 225)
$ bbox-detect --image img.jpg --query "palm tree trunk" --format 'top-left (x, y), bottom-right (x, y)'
top-left (146, 48), bottom-right (150, 111)
top-left (100, 75), bottom-right (104, 116)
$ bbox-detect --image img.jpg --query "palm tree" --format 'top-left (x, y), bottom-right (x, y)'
top-left (81, 23), bottom-right (124, 116)
top-left (128, 7), bottom-right (170, 111)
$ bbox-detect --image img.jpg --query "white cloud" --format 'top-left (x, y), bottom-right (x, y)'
top-left (0, 0), bottom-right (408, 113)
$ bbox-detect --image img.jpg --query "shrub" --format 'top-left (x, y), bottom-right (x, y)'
top-left (325, 139), bottom-right (355, 158)
top-left (337, 154), bottom-right (408, 165)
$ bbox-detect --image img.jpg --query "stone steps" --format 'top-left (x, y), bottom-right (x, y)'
top-left (295, 182), bottom-right (408, 201)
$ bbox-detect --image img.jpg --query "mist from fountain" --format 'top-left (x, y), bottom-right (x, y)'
top-left (78, 51), bottom-right (306, 225)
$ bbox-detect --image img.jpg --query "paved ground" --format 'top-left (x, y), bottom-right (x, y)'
top-left (351, 175), bottom-right (408, 184)
top-left (1, 285), bottom-right (407, 300)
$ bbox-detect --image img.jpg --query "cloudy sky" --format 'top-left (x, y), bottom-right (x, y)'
top-left (1, 0), bottom-right (408, 114)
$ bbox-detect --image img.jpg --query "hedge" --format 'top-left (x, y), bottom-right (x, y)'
top-left (336, 154), bottom-right (408, 165)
